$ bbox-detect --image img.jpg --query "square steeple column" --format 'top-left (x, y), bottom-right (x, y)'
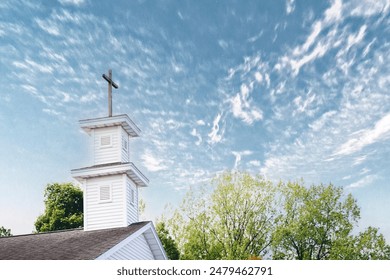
top-left (71, 114), bottom-right (148, 231)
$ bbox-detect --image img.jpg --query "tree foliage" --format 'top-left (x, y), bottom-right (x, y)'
top-left (271, 181), bottom-right (390, 260)
top-left (35, 183), bottom-right (83, 232)
top-left (167, 172), bottom-right (277, 260)
top-left (164, 172), bottom-right (390, 260)
top-left (271, 182), bottom-right (359, 259)
top-left (156, 221), bottom-right (180, 260)
top-left (330, 227), bottom-right (390, 260)
top-left (0, 226), bottom-right (12, 237)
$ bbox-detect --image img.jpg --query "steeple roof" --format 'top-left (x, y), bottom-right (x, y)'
top-left (79, 114), bottom-right (141, 137)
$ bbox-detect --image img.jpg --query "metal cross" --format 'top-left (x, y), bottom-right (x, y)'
top-left (102, 69), bottom-right (118, 117)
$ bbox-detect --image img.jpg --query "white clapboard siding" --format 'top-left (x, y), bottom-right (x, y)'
top-left (93, 126), bottom-right (120, 165)
top-left (120, 127), bottom-right (130, 163)
top-left (126, 177), bottom-right (138, 224)
top-left (85, 175), bottom-right (126, 231)
top-left (106, 234), bottom-right (154, 260)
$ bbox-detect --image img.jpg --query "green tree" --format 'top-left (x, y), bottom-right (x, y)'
top-left (35, 182), bottom-right (83, 232)
top-left (271, 181), bottom-right (385, 260)
top-left (167, 171), bottom-right (277, 260)
top-left (330, 227), bottom-right (390, 260)
top-left (156, 221), bottom-right (180, 260)
top-left (0, 226), bottom-right (12, 237)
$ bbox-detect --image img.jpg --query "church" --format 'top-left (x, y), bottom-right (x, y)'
top-left (0, 70), bottom-right (167, 260)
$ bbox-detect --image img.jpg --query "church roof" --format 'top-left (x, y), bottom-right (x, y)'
top-left (71, 162), bottom-right (149, 187)
top-left (79, 114), bottom-right (141, 137)
top-left (0, 221), bottom-right (149, 260)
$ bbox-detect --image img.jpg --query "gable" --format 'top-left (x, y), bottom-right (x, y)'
top-left (96, 222), bottom-right (167, 260)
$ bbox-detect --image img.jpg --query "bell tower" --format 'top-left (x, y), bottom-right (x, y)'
top-left (71, 70), bottom-right (148, 231)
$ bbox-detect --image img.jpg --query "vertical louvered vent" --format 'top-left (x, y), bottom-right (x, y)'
top-left (130, 189), bottom-right (135, 205)
top-left (99, 185), bottom-right (111, 202)
top-left (122, 137), bottom-right (128, 151)
top-left (100, 135), bottom-right (111, 147)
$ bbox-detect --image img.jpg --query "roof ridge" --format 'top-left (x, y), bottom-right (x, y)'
top-left (0, 227), bottom-right (83, 239)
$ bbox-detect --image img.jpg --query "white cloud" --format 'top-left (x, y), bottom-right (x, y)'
top-left (208, 113), bottom-right (224, 144)
top-left (249, 160), bottom-right (261, 167)
top-left (196, 120), bottom-right (206, 126)
top-left (35, 18), bottom-right (60, 36)
top-left (290, 42), bottom-right (329, 75)
top-left (190, 128), bottom-right (202, 146)
top-left (347, 0), bottom-right (390, 17)
top-left (334, 113), bottom-right (390, 156)
top-left (141, 150), bottom-right (167, 172)
top-left (218, 39), bottom-right (228, 49)
top-left (58, 0), bottom-right (85, 6)
top-left (293, 21), bottom-right (322, 56)
top-left (293, 93), bottom-right (317, 116)
top-left (230, 83), bottom-right (263, 125)
top-left (309, 111), bottom-right (337, 132)
top-left (232, 150), bottom-right (253, 169)
top-left (80, 92), bottom-right (98, 103)
top-left (286, 0), bottom-right (295, 14)
top-left (279, 0), bottom-right (347, 76)
top-left (346, 25), bottom-right (367, 50)
top-left (43, 108), bottom-right (60, 116)
top-left (254, 72), bottom-right (263, 83)
top-left (346, 174), bottom-right (378, 189)
top-left (324, 0), bottom-right (343, 24)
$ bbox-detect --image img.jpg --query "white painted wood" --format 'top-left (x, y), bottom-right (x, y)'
top-left (126, 177), bottom-right (138, 224)
top-left (72, 162), bottom-right (149, 187)
top-left (79, 115), bottom-right (141, 137)
top-left (120, 127), bottom-right (130, 163)
top-left (84, 175), bottom-right (126, 231)
top-left (83, 179), bottom-right (87, 230)
top-left (106, 234), bottom-right (154, 260)
top-left (95, 223), bottom-right (168, 260)
top-left (93, 126), bottom-right (120, 165)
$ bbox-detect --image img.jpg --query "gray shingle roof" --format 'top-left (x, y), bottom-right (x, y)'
top-left (0, 222), bottom-right (149, 260)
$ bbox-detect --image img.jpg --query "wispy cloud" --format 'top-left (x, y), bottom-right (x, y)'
top-left (208, 113), bottom-right (224, 144)
top-left (141, 150), bottom-right (168, 172)
top-left (190, 128), bottom-right (203, 146)
top-left (334, 113), bottom-right (390, 156)
top-left (346, 174), bottom-right (378, 189)
top-left (286, 0), bottom-right (295, 15)
top-left (58, 0), bottom-right (86, 6)
top-left (231, 83), bottom-right (263, 125)
top-left (232, 150), bottom-right (252, 169)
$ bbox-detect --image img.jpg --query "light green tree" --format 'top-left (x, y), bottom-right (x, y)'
top-left (330, 226), bottom-right (390, 260)
top-left (0, 226), bottom-right (12, 237)
top-left (35, 183), bottom-right (83, 232)
top-left (271, 181), bottom-right (390, 260)
top-left (167, 171), bottom-right (277, 260)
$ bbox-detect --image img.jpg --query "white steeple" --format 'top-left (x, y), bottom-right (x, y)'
top-left (71, 71), bottom-right (148, 231)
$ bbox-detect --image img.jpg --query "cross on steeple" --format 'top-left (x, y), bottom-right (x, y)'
top-left (102, 69), bottom-right (118, 117)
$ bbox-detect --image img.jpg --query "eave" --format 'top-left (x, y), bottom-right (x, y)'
top-left (71, 162), bottom-right (149, 187)
top-left (79, 114), bottom-right (141, 137)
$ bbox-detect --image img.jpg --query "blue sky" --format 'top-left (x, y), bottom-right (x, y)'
top-left (0, 0), bottom-right (389, 239)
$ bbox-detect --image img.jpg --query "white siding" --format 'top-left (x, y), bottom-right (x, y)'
top-left (126, 177), bottom-right (138, 224)
top-left (106, 234), bottom-right (154, 260)
top-left (85, 175), bottom-right (126, 231)
top-left (120, 127), bottom-right (130, 163)
top-left (93, 126), bottom-right (120, 165)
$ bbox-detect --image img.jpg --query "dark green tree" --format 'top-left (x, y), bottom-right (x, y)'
top-left (0, 226), bottom-right (12, 237)
top-left (156, 221), bottom-right (180, 260)
top-left (35, 182), bottom-right (83, 232)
